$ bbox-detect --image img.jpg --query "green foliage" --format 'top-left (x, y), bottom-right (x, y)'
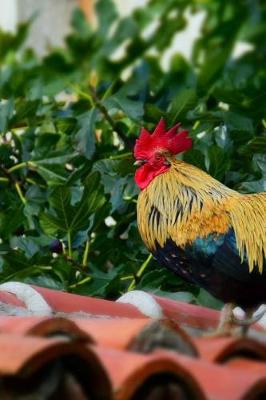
top-left (0, 0), bottom-right (265, 308)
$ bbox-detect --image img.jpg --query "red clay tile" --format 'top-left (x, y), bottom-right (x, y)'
top-left (0, 334), bottom-right (111, 399)
top-left (75, 318), bottom-right (151, 349)
top-left (94, 346), bottom-right (207, 400)
top-left (75, 318), bottom-right (198, 356)
top-left (157, 350), bottom-right (266, 400)
top-left (0, 290), bottom-right (25, 307)
top-left (154, 295), bottom-right (219, 331)
top-left (0, 315), bottom-right (90, 341)
top-left (227, 357), bottom-right (266, 375)
top-left (0, 285), bottom-right (266, 399)
top-left (32, 286), bottom-right (146, 318)
top-left (196, 336), bottom-right (266, 362)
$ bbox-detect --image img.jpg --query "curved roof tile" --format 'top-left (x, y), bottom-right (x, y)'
top-left (0, 283), bottom-right (265, 399)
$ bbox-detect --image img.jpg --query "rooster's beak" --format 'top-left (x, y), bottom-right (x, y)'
top-left (134, 160), bottom-right (146, 167)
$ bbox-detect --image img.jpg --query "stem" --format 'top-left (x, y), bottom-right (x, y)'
top-left (70, 84), bottom-right (94, 107)
top-left (136, 253), bottom-right (153, 278)
top-left (120, 275), bottom-right (134, 281)
top-left (68, 276), bottom-right (92, 289)
top-left (109, 152), bottom-right (132, 160)
top-left (102, 81), bottom-right (116, 101)
top-left (71, 83), bottom-right (135, 148)
top-left (123, 197), bottom-right (137, 203)
top-left (0, 165), bottom-right (26, 204)
top-left (3, 265), bottom-right (52, 282)
top-left (0, 177), bottom-right (8, 183)
top-left (15, 182), bottom-right (26, 205)
top-left (88, 85), bottom-right (134, 148)
top-left (63, 253), bottom-right (87, 274)
top-left (127, 277), bottom-right (136, 292)
top-left (192, 120), bottom-right (200, 130)
top-left (8, 161), bottom-right (28, 173)
top-left (67, 231), bottom-right (72, 258)
top-left (82, 240), bottom-right (90, 267)
top-left (127, 253), bottom-right (153, 292)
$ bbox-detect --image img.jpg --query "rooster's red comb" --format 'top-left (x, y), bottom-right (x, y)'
top-left (134, 118), bottom-right (192, 160)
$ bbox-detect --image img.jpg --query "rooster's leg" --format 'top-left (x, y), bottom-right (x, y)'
top-left (232, 307), bottom-right (266, 336)
top-left (215, 302), bottom-right (235, 335)
top-left (208, 305), bottom-right (266, 337)
top-left (204, 303), bottom-right (235, 337)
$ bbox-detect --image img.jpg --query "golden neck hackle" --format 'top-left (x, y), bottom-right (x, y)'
top-left (137, 159), bottom-right (266, 273)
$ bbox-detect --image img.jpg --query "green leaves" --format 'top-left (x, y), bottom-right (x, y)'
top-left (0, 22), bottom-right (29, 61)
top-left (75, 109), bottom-right (98, 159)
top-left (168, 87), bottom-right (197, 123)
top-left (206, 145), bottom-right (231, 181)
top-left (0, 0), bottom-right (266, 308)
top-left (96, 0), bottom-right (118, 38)
top-left (40, 172), bottom-right (106, 237)
top-left (0, 99), bottom-right (13, 132)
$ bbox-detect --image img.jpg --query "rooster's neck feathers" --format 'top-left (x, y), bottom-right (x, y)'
top-left (137, 159), bottom-right (266, 273)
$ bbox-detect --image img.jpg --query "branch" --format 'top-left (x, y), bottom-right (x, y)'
top-left (88, 85), bottom-right (135, 149)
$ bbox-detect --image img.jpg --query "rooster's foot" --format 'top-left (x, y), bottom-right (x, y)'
top-left (204, 303), bottom-right (266, 337)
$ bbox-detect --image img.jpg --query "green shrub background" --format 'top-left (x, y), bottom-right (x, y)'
top-left (0, 0), bottom-right (265, 308)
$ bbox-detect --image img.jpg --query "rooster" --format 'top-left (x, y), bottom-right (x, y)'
top-left (134, 118), bottom-right (266, 334)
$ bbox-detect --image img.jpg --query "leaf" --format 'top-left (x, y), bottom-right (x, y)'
top-left (93, 159), bottom-right (134, 212)
top-left (240, 137), bottom-right (266, 154)
top-left (25, 275), bottom-right (65, 290)
top-left (148, 288), bottom-right (197, 304)
top-left (34, 165), bottom-right (68, 184)
top-left (206, 145), bottom-right (231, 181)
top-left (0, 204), bottom-right (24, 238)
top-left (105, 93), bottom-right (144, 121)
top-left (0, 22), bottom-right (29, 61)
top-left (70, 172), bottom-right (106, 231)
top-left (223, 112), bottom-right (253, 133)
top-left (0, 99), bottom-right (13, 132)
top-left (40, 186), bottom-right (72, 235)
top-left (183, 149), bottom-right (206, 170)
top-left (254, 154), bottom-right (266, 174)
top-left (169, 87), bottom-right (197, 123)
top-left (10, 236), bottom-right (39, 259)
top-left (40, 172), bottom-right (106, 236)
top-left (33, 153), bottom-right (75, 165)
top-left (75, 267), bottom-right (119, 297)
top-left (237, 179), bottom-right (266, 193)
top-left (197, 289), bottom-right (223, 310)
top-left (75, 109), bottom-right (98, 159)
top-left (96, 0), bottom-right (118, 38)
top-left (71, 8), bottom-right (92, 38)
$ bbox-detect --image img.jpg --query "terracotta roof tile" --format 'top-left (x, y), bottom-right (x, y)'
top-left (164, 351), bottom-right (266, 400)
top-left (94, 346), bottom-right (206, 400)
top-left (0, 333), bottom-right (111, 399)
top-left (155, 295), bottom-right (221, 331)
top-left (73, 318), bottom-right (198, 356)
top-left (196, 336), bottom-right (266, 362)
top-left (32, 285), bottom-right (145, 318)
top-left (0, 283), bottom-right (265, 399)
top-left (0, 290), bottom-right (25, 307)
top-left (0, 315), bottom-right (90, 340)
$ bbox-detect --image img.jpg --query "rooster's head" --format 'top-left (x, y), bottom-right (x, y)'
top-left (134, 118), bottom-right (192, 190)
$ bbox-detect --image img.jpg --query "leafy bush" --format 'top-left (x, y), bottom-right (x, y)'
top-left (0, 0), bottom-right (265, 307)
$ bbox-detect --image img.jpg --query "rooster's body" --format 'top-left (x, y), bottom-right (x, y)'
top-left (134, 119), bottom-right (266, 329)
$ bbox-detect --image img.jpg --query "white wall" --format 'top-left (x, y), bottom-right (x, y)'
top-left (0, 0), bottom-right (203, 61)
top-left (0, 0), bottom-right (17, 32)
top-left (115, 0), bottom-right (147, 16)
